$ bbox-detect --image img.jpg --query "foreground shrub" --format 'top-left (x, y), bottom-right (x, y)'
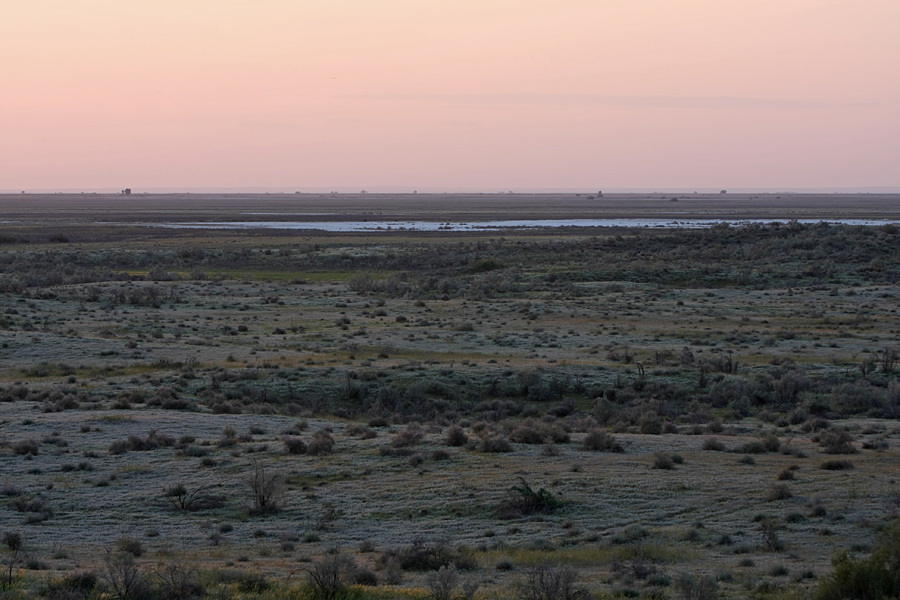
top-left (816, 518), bottom-right (900, 600)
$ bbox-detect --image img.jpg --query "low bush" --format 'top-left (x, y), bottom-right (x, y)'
top-left (392, 539), bottom-right (476, 572)
top-left (819, 430), bottom-right (857, 455)
top-left (283, 436), bottom-right (307, 454)
top-left (816, 518), bottom-right (900, 600)
top-left (651, 452), bottom-right (675, 470)
top-left (702, 438), bottom-right (725, 451)
top-left (307, 431), bottom-right (335, 456)
top-left (498, 478), bottom-right (562, 519)
top-left (445, 425), bottom-right (468, 447)
top-left (12, 439), bottom-right (39, 456)
top-left (480, 436), bottom-right (512, 453)
top-left (821, 459), bottom-right (855, 470)
top-left (583, 430), bottom-right (623, 452)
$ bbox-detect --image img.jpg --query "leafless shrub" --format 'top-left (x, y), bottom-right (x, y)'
top-left (307, 554), bottom-right (354, 600)
top-left (248, 461), bottom-right (283, 515)
top-left (515, 565), bottom-right (585, 600)
top-left (2, 531), bottom-right (24, 590)
top-left (154, 562), bottom-right (203, 600)
top-left (102, 551), bottom-right (148, 600)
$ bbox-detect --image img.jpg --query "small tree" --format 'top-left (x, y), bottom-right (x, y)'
top-left (248, 461), bottom-right (283, 515)
top-left (2, 531), bottom-right (23, 590)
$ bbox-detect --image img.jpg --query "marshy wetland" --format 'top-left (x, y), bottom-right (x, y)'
top-left (1, 192), bottom-right (900, 600)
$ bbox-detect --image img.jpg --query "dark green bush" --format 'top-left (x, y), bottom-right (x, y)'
top-left (498, 478), bottom-right (562, 519)
top-left (816, 518), bottom-right (900, 600)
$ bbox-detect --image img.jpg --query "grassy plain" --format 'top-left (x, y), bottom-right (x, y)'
top-left (1, 192), bottom-right (900, 599)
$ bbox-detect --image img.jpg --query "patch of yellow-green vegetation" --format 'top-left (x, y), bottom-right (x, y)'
top-left (77, 364), bottom-right (161, 379)
top-left (200, 268), bottom-right (357, 282)
top-left (114, 269), bottom-right (192, 278)
top-left (345, 585), bottom-right (430, 600)
top-left (483, 543), bottom-right (697, 567)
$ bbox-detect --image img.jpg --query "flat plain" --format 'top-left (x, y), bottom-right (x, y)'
top-left (1, 192), bottom-right (900, 600)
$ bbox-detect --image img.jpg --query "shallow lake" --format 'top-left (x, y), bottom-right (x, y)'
top-left (152, 218), bottom-right (900, 232)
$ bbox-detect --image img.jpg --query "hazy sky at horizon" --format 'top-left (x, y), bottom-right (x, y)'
top-left (2, 1), bottom-right (898, 191)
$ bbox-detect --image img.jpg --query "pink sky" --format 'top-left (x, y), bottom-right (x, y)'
top-left (1, 1), bottom-right (898, 192)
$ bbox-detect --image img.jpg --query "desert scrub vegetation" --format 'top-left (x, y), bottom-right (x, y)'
top-left (2, 195), bottom-right (900, 598)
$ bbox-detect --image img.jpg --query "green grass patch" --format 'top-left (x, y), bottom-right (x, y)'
top-left (482, 543), bottom-right (696, 567)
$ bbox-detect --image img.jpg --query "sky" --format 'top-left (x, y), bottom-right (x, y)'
top-left (1, 1), bottom-right (898, 192)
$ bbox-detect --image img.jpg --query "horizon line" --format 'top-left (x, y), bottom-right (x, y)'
top-left (3, 186), bottom-right (900, 195)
